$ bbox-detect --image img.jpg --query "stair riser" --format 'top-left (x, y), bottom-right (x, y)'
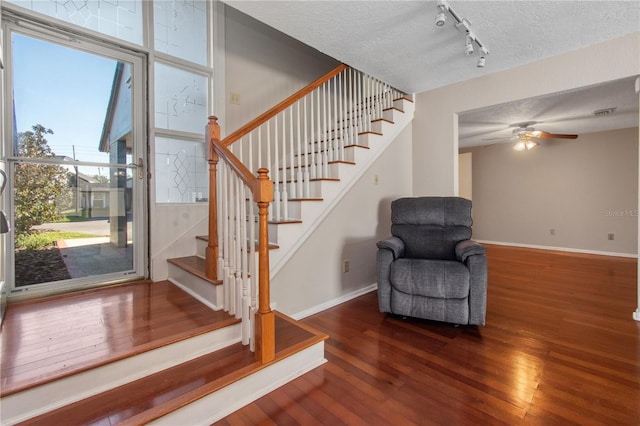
top-left (0, 324), bottom-right (242, 425)
top-left (168, 264), bottom-right (224, 310)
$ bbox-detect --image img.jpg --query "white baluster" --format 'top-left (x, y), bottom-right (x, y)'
top-left (289, 105), bottom-right (296, 199)
top-left (303, 96), bottom-right (311, 196)
top-left (239, 179), bottom-right (248, 344)
top-left (322, 82), bottom-right (329, 178)
top-left (266, 120), bottom-right (273, 221)
top-left (296, 101), bottom-right (303, 198)
top-left (274, 117), bottom-right (281, 221)
top-left (338, 72), bottom-right (345, 162)
top-left (315, 87), bottom-right (322, 179)
top-left (233, 175), bottom-right (242, 318)
top-left (281, 112), bottom-right (289, 221)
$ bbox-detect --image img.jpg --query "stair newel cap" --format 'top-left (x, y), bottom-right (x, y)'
top-left (255, 168), bottom-right (274, 203)
top-left (207, 116), bottom-right (220, 162)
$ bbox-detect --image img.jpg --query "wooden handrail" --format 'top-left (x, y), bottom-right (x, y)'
top-left (221, 63), bottom-right (348, 147)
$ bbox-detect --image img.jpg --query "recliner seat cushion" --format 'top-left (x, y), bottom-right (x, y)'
top-left (390, 259), bottom-right (470, 299)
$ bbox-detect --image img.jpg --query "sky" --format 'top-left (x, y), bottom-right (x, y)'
top-left (13, 33), bottom-right (119, 176)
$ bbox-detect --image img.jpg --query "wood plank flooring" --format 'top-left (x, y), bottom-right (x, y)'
top-left (216, 245), bottom-right (640, 425)
top-left (0, 280), bottom-right (238, 396)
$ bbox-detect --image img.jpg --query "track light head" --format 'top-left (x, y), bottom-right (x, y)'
top-left (435, 0), bottom-right (447, 26)
top-left (477, 46), bottom-right (489, 67)
top-left (465, 35), bottom-right (474, 55)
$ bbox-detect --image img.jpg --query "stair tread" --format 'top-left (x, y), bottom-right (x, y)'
top-left (168, 256), bottom-right (223, 285)
top-left (18, 313), bottom-right (328, 426)
top-left (0, 280), bottom-right (237, 397)
top-left (196, 235), bottom-right (280, 250)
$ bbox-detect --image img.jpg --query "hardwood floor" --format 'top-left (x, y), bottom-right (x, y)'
top-left (216, 245), bottom-right (639, 425)
top-left (0, 280), bottom-right (239, 396)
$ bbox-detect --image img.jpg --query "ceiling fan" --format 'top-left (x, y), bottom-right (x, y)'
top-left (497, 122), bottom-right (579, 151)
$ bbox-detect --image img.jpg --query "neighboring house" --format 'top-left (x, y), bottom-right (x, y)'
top-left (55, 155), bottom-right (112, 218)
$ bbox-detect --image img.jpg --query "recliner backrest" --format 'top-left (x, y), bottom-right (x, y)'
top-left (391, 197), bottom-right (472, 260)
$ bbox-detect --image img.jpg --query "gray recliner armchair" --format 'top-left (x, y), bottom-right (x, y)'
top-left (377, 197), bottom-right (487, 325)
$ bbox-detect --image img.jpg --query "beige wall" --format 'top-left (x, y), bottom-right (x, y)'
top-left (458, 152), bottom-right (472, 201)
top-left (271, 125), bottom-right (413, 316)
top-left (465, 128), bottom-right (638, 255)
top-left (413, 32), bottom-right (640, 196)
top-left (224, 6), bottom-right (339, 135)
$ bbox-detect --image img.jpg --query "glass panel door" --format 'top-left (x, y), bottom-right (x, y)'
top-left (5, 28), bottom-right (146, 296)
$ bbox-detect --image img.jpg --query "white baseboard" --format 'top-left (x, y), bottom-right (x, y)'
top-left (634, 309), bottom-right (640, 322)
top-left (291, 283), bottom-right (378, 320)
top-left (477, 240), bottom-right (638, 259)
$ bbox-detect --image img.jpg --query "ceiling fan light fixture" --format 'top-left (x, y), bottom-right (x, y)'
top-left (525, 140), bottom-right (539, 150)
top-left (513, 140), bottom-right (526, 151)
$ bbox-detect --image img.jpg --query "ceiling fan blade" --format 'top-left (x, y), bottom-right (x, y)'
top-left (537, 132), bottom-right (578, 139)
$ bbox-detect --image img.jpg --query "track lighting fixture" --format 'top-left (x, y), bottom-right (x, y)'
top-left (434, 0), bottom-right (490, 68)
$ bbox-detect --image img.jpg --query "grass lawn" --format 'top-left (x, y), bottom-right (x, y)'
top-left (16, 230), bottom-right (101, 250)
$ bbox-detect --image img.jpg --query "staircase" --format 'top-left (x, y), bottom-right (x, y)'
top-left (0, 65), bottom-right (413, 424)
top-left (168, 64), bottom-right (414, 314)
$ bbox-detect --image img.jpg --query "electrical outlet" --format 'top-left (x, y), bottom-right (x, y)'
top-left (343, 259), bottom-right (350, 273)
top-left (373, 174), bottom-right (379, 185)
top-left (608, 233), bottom-right (615, 241)
top-left (230, 92), bottom-right (240, 105)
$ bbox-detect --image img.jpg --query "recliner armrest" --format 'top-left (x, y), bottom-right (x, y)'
top-left (455, 239), bottom-right (486, 262)
top-left (377, 236), bottom-right (405, 259)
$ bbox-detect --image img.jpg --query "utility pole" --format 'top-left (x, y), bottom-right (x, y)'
top-left (73, 145), bottom-right (79, 215)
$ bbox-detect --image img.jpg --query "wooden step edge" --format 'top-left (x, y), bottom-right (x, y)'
top-left (1, 314), bottom-right (240, 398)
top-left (195, 236), bottom-right (279, 251)
top-left (371, 118), bottom-right (394, 124)
top-left (269, 219), bottom-right (303, 225)
top-left (284, 177), bottom-right (340, 184)
top-left (309, 177), bottom-right (341, 182)
top-left (358, 131), bottom-right (383, 136)
top-left (394, 96), bottom-right (414, 103)
top-left (344, 144), bottom-right (370, 149)
top-left (118, 312), bottom-right (328, 426)
top-left (383, 106), bottom-right (404, 113)
top-left (328, 160), bottom-right (356, 165)
top-left (167, 256), bottom-right (223, 285)
top-left (288, 197), bottom-right (323, 202)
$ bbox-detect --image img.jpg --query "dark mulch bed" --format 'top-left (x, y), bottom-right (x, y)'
top-left (15, 247), bottom-right (71, 286)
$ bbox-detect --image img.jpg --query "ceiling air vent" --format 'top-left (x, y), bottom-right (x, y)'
top-left (593, 107), bottom-right (616, 116)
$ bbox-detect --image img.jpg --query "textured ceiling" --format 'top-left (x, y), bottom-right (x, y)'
top-left (225, 1), bottom-right (640, 94)
top-left (225, 1), bottom-right (640, 148)
top-left (458, 76), bottom-right (639, 147)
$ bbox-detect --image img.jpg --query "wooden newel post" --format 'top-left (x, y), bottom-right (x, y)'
top-left (206, 116), bottom-right (220, 280)
top-left (254, 167), bottom-right (275, 363)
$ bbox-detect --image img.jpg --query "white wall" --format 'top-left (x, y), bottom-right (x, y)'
top-left (271, 125), bottom-right (413, 317)
top-left (413, 32), bottom-right (640, 196)
top-left (465, 128), bottom-right (638, 255)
